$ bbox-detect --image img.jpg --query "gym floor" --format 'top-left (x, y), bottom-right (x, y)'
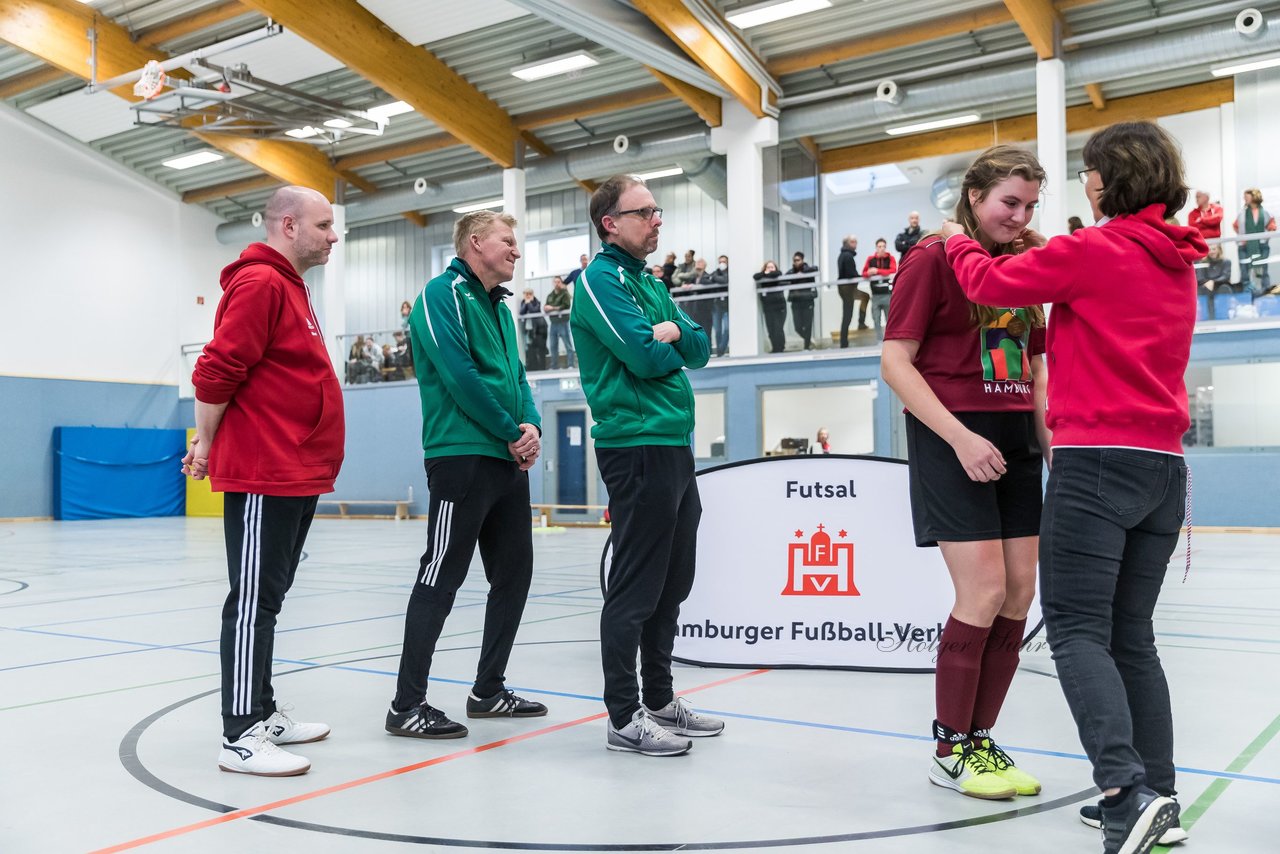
top-left (0, 519), bottom-right (1274, 853)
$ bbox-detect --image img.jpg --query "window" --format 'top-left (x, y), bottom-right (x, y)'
top-left (1185, 360), bottom-right (1280, 448)
top-left (760, 384), bottom-right (875, 456)
top-left (693, 391), bottom-right (727, 459)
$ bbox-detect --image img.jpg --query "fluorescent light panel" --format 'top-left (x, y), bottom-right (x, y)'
top-left (511, 50), bottom-right (599, 82)
top-left (452, 199), bottom-right (504, 213)
top-left (366, 100), bottom-right (414, 120)
top-left (162, 150), bottom-right (224, 170)
top-left (727, 0), bottom-right (831, 29)
top-left (634, 166), bottom-right (684, 181)
top-left (1211, 55), bottom-right (1280, 77)
top-left (884, 113), bottom-right (981, 136)
top-left (285, 126), bottom-right (320, 139)
top-left (323, 118), bottom-right (353, 129)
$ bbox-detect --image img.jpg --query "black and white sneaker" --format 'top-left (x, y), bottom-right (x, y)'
top-left (385, 701), bottom-right (468, 739)
top-left (466, 688), bottom-right (548, 719)
top-left (1081, 800), bottom-right (1188, 845)
top-left (1100, 786), bottom-right (1179, 854)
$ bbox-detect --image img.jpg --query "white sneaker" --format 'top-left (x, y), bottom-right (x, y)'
top-left (262, 707), bottom-right (330, 745)
top-left (219, 722), bottom-right (311, 776)
top-left (647, 696), bottom-right (725, 737)
top-left (606, 708), bottom-right (692, 756)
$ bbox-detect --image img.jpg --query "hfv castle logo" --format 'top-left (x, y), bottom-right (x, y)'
top-left (782, 524), bottom-right (859, 597)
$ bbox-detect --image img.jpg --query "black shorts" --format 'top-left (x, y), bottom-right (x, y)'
top-left (905, 410), bottom-right (1044, 547)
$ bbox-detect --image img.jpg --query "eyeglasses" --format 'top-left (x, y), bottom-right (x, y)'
top-left (611, 206), bottom-right (663, 221)
top-left (1078, 168), bottom-right (1097, 185)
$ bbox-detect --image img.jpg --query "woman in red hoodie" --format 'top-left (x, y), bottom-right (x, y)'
top-left (940, 122), bottom-right (1205, 854)
top-left (882, 145), bottom-right (1049, 803)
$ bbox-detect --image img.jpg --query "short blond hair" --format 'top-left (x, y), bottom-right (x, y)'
top-left (453, 210), bottom-right (517, 256)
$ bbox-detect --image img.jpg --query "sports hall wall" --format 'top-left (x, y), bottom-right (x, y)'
top-left (0, 104), bottom-right (227, 518)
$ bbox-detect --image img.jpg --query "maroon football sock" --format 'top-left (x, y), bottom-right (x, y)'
top-left (934, 615), bottom-right (991, 757)
top-left (970, 615), bottom-right (1027, 734)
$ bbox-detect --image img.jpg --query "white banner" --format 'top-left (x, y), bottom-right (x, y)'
top-left (601, 455), bottom-right (1041, 672)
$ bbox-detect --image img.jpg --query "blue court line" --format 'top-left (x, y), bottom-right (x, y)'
top-left (0, 585), bottom-right (600, 672)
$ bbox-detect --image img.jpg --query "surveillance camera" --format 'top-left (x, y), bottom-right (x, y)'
top-left (874, 80), bottom-right (903, 105)
top-left (251, 211), bottom-right (263, 228)
top-left (413, 177), bottom-right (429, 195)
top-left (613, 134), bottom-right (630, 155)
top-left (1236, 8), bottom-right (1264, 36)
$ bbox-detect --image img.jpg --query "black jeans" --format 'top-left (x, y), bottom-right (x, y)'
top-left (393, 456), bottom-right (534, 710)
top-left (790, 295), bottom-right (815, 347)
top-left (837, 284), bottom-right (868, 346)
top-left (1040, 448), bottom-right (1187, 795)
top-left (598, 445), bottom-right (702, 728)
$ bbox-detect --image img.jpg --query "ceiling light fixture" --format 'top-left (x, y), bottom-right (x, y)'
top-left (726, 0), bottom-right (831, 29)
top-left (634, 167), bottom-right (684, 181)
top-left (323, 118), bottom-right (353, 129)
top-left (1211, 54), bottom-right (1280, 77)
top-left (162, 150), bottom-right (225, 170)
top-left (285, 126), bottom-right (320, 139)
top-left (511, 50), bottom-right (599, 82)
top-left (884, 113), bottom-right (981, 136)
top-left (452, 198), bottom-right (504, 213)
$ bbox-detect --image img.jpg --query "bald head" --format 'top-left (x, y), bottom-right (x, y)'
top-left (261, 185), bottom-right (336, 274)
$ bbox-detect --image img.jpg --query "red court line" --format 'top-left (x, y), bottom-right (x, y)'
top-left (92, 668), bottom-right (770, 853)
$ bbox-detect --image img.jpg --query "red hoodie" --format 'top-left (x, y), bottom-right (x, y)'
top-left (944, 205), bottom-right (1207, 454)
top-left (192, 243), bottom-right (345, 495)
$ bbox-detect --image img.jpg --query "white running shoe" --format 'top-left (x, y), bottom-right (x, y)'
top-left (606, 708), bottom-right (692, 756)
top-left (218, 721), bottom-right (310, 776)
top-left (647, 696), bottom-right (725, 737)
top-left (262, 707), bottom-right (330, 745)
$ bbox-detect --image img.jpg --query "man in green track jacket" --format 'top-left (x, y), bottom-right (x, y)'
top-left (573, 174), bottom-right (724, 757)
top-left (386, 211), bottom-right (548, 741)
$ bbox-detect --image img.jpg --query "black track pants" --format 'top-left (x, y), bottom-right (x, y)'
top-left (220, 492), bottom-right (317, 741)
top-left (393, 455), bottom-right (534, 710)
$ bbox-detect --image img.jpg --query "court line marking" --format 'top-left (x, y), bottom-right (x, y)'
top-left (1153, 709), bottom-right (1280, 853)
top-left (93, 669), bottom-right (768, 854)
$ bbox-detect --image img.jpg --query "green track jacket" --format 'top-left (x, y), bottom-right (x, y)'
top-left (409, 257), bottom-right (540, 460)
top-left (571, 242), bottom-right (709, 448)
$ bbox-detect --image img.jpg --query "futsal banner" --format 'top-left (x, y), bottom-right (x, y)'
top-left (602, 455), bottom-right (1040, 672)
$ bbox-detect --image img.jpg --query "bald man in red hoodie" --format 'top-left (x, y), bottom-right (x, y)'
top-left (185, 186), bottom-right (345, 778)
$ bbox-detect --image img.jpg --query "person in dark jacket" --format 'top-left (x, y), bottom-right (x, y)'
top-left (837, 235), bottom-right (866, 347)
top-left (187, 185), bottom-right (345, 778)
top-left (787, 251), bottom-right (820, 350)
top-left (519, 287), bottom-right (548, 370)
top-left (896, 211), bottom-right (924, 261)
top-left (708, 254), bottom-right (729, 357)
top-left (755, 260), bottom-right (786, 353)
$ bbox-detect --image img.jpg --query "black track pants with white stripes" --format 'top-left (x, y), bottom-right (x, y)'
top-left (220, 493), bottom-right (317, 741)
top-left (393, 455), bottom-right (534, 711)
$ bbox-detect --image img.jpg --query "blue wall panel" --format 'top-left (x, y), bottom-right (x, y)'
top-left (0, 377), bottom-right (183, 518)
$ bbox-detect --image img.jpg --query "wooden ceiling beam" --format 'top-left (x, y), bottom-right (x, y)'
top-left (513, 85), bottom-right (671, 130)
top-left (646, 67), bottom-right (721, 127)
top-left (0, 63), bottom-right (67, 99)
top-left (1084, 82), bottom-right (1106, 110)
top-left (181, 173), bottom-right (279, 203)
top-left (1003, 0), bottom-right (1065, 59)
top-left (768, 0), bottom-right (1101, 76)
top-left (629, 0), bottom-right (768, 118)
top-left (237, 0), bottom-right (525, 167)
top-left (818, 79), bottom-right (1234, 173)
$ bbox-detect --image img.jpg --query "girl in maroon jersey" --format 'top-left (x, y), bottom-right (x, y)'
top-left (881, 145), bottom-right (1049, 800)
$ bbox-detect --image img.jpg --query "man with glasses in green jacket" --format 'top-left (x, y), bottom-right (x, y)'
top-left (573, 175), bottom-right (722, 757)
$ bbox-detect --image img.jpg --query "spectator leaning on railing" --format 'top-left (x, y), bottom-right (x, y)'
top-left (544, 275), bottom-right (575, 369)
top-left (837, 235), bottom-right (866, 347)
top-left (1233, 188), bottom-right (1276, 295)
top-left (755, 260), bottom-right (786, 354)
top-left (786, 251), bottom-right (819, 350)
